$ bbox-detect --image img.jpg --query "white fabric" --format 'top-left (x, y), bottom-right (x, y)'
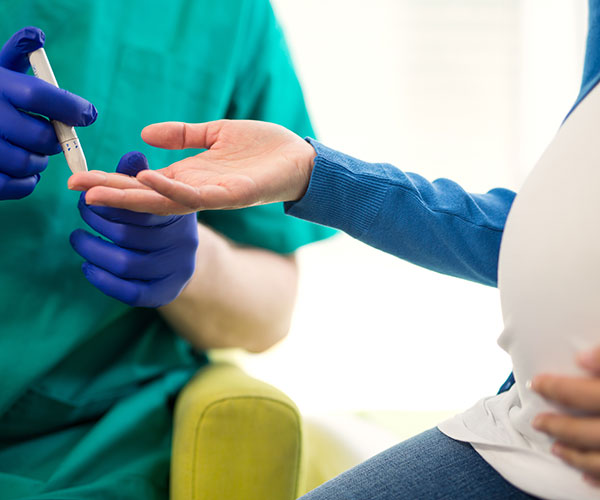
top-left (439, 81), bottom-right (600, 500)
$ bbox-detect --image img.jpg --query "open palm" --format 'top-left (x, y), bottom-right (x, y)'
top-left (69, 120), bottom-right (315, 215)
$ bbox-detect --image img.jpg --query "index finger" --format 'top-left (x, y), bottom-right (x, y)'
top-left (532, 374), bottom-right (600, 413)
top-left (68, 170), bottom-right (149, 191)
top-left (1, 68), bottom-right (97, 127)
top-left (84, 186), bottom-right (195, 216)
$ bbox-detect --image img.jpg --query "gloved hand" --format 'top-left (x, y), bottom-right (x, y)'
top-left (0, 26), bottom-right (97, 200)
top-left (70, 152), bottom-right (199, 308)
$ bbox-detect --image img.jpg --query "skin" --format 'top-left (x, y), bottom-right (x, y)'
top-left (532, 347), bottom-right (600, 487)
top-left (71, 118), bottom-right (600, 485)
top-left (161, 221), bottom-right (299, 353)
top-left (69, 121), bottom-right (307, 353)
top-left (68, 120), bottom-right (317, 214)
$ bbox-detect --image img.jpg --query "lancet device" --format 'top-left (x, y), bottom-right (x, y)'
top-left (28, 48), bottom-right (88, 174)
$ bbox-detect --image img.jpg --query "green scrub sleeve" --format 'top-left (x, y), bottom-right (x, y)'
top-left (196, 0), bottom-right (336, 254)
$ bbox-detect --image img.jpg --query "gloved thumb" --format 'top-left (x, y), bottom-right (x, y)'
top-left (0, 26), bottom-right (45, 73)
top-left (116, 151), bottom-right (149, 177)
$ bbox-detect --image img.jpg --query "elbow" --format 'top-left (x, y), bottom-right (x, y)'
top-left (242, 319), bottom-right (292, 354)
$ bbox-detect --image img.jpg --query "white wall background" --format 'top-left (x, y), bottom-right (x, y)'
top-left (231, 0), bottom-right (587, 415)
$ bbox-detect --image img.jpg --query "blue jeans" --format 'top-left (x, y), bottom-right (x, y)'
top-left (299, 428), bottom-right (541, 500)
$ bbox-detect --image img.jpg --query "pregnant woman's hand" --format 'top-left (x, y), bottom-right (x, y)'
top-left (68, 120), bottom-right (316, 215)
top-left (532, 347), bottom-right (600, 487)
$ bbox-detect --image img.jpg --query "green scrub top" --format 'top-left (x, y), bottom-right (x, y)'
top-left (0, 1), bottom-right (335, 497)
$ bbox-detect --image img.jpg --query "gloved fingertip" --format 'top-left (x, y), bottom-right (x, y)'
top-left (82, 103), bottom-right (98, 126)
top-left (116, 151), bottom-right (149, 176)
top-left (81, 261), bottom-right (91, 276)
top-left (69, 228), bottom-right (84, 248)
top-left (16, 26), bottom-right (45, 51)
top-left (0, 27), bottom-right (45, 72)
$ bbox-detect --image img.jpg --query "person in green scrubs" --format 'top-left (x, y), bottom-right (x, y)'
top-left (0, 1), bottom-right (335, 498)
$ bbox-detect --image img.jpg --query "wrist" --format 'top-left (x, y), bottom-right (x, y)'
top-left (293, 138), bottom-right (316, 201)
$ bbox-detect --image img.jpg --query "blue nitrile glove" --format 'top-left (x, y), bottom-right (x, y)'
top-left (70, 152), bottom-right (199, 308)
top-left (0, 26), bottom-right (97, 200)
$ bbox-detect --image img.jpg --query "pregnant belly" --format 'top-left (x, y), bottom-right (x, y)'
top-left (497, 80), bottom-right (600, 448)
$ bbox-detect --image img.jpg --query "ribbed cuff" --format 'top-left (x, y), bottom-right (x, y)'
top-left (284, 138), bottom-right (388, 238)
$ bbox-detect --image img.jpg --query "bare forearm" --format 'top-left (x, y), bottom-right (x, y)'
top-left (158, 223), bottom-right (298, 352)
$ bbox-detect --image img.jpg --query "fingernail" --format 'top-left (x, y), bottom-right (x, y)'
top-left (577, 350), bottom-right (597, 369)
top-left (532, 415), bottom-right (543, 429)
top-left (551, 443), bottom-right (563, 457)
top-left (528, 377), bottom-right (543, 392)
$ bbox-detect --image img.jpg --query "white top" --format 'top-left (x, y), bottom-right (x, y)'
top-left (439, 80), bottom-right (600, 500)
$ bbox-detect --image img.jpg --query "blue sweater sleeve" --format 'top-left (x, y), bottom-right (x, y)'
top-left (284, 139), bottom-right (516, 287)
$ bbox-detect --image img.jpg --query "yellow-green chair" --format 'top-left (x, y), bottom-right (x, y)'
top-left (170, 362), bottom-right (454, 500)
top-left (171, 362), bottom-right (308, 500)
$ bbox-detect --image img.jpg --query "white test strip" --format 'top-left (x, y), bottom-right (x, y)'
top-left (28, 48), bottom-right (88, 174)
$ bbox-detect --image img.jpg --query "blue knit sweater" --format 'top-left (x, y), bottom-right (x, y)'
top-left (285, 3), bottom-right (599, 392)
top-left (287, 2), bottom-right (599, 288)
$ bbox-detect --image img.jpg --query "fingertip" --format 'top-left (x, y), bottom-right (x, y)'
top-left (531, 414), bottom-right (544, 430)
top-left (140, 123), bottom-right (161, 145)
top-left (135, 168), bottom-right (152, 181)
top-left (81, 260), bottom-right (91, 276)
top-left (81, 261), bottom-right (101, 285)
top-left (27, 153), bottom-right (49, 177)
top-left (140, 124), bottom-right (153, 142)
top-left (83, 192), bottom-right (95, 206)
top-left (140, 121), bottom-right (184, 149)
top-left (80, 262), bottom-right (141, 307)
top-left (141, 121), bottom-right (170, 136)
top-left (0, 27), bottom-right (46, 72)
top-left (18, 26), bottom-right (45, 48)
top-left (81, 261), bottom-right (100, 287)
top-left (529, 375), bottom-right (546, 393)
top-left (71, 98), bottom-right (97, 127)
top-left (136, 168), bottom-right (166, 185)
top-left (84, 103), bottom-right (98, 126)
top-left (577, 349), bottom-right (600, 373)
top-left (67, 176), bottom-right (80, 190)
top-left (551, 442), bottom-right (564, 458)
top-left (69, 228), bottom-right (85, 250)
top-left (84, 186), bottom-right (110, 207)
top-left (83, 190), bottom-right (99, 207)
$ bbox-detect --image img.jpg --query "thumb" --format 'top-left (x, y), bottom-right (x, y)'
top-left (0, 26), bottom-right (45, 73)
top-left (116, 151), bottom-right (149, 176)
top-left (141, 121), bottom-right (221, 150)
